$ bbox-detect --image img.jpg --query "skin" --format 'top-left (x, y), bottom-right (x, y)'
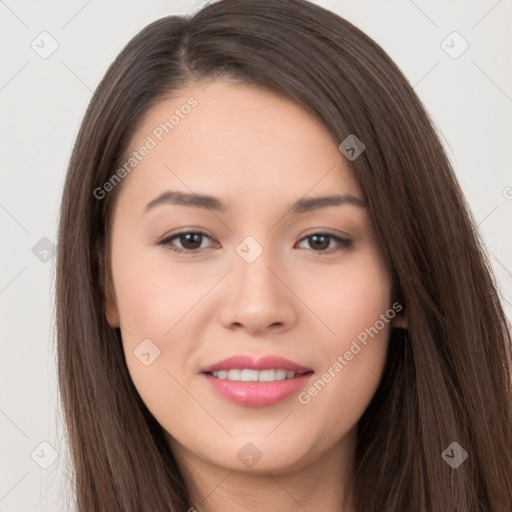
top-left (104, 78), bottom-right (406, 512)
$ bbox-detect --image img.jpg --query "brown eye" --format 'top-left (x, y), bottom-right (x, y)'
top-left (308, 234), bottom-right (330, 250)
top-left (176, 233), bottom-right (204, 250)
top-left (158, 231), bottom-right (352, 255)
top-left (296, 233), bottom-right (353, 254)
top-left (158, 231), bottom-right (217, 253)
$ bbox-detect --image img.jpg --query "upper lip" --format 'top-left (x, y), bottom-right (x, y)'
top-left (200, 355), bottom-right (313, 374)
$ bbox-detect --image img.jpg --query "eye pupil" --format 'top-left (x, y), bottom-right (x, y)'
top-left (309, 234), bottom-right (330, 250)
top-left (161, 231), bottom-right (349, 254)
top-left (181, 233), bottom-right (202, 249)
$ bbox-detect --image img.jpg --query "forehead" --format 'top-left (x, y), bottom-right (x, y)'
top-left (121, 79), bottom-right (363, 208)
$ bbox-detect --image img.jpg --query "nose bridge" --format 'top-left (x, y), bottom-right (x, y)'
top-left (218, 235), bottom-right (297, 333)
top-left (233, 237), bottom-right (284, 306)
top-left (235, 244), bottom-right (278, 299)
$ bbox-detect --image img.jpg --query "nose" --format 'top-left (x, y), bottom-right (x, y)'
top-left (218, 248), bottom-right (298, 336)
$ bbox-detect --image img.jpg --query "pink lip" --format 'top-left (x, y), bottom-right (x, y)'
top-left (200, 354), bottom-right (312, 373)
top-left (200, 355), bottom-right (314, 407)
top-left (202, 373), bottom-right (314, 407)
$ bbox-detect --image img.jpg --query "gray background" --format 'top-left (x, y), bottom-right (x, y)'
top-left (1, 0), bottom-right (511, 510)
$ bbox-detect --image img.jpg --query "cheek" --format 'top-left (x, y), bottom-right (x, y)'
top-left (108, 236), bottom-right (191, 379)
top-left (111, 254), bottom-right (199, 415)
top-left (295, 249), bottom-right (392, 420)
top-left (111, 237), bottom-right (209, 342)
top-left (306, 248), bottom-right (392, 341)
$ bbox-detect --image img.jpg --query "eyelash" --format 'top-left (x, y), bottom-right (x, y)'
top-left (157, 230), bottom-right (353, 255)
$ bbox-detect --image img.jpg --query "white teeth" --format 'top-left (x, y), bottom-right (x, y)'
top-left (227, 369), bottom-right (241, 380)
top-left (240, 369), bottom-right (259, 381)
top-left (211, 369), bottom-right (299, 382)
top-left (258, 369), bottom-right (276, 382)
top-left (275, 369), bottom-right (287, 380)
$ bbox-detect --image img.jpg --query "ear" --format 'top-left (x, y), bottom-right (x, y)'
top-left (97, 243), bottom-right (120, 328)
top-left (104, 287), bottom-right (120, 329)
top-left (391, 309), bottom-right (408, 330)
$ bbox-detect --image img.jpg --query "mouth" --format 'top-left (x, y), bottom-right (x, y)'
top-left (204, 368), bottom-right (313, 382)
top-left (201, 368), bottom-right (314, 407)
top-left (200, 354), bottom-right (314, 407)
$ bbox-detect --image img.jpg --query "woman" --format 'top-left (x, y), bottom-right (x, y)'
top-left (56, 0), bottom-right (512, 510)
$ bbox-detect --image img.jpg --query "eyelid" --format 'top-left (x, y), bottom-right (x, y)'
top-left (300, 227), bottom-right (352, 241)
top-left (294, 231), bottom-right (353, 254)
top-left (157, 228), bottom-right (353, 254)
top-left (157, 228), bottom-right (217, 251)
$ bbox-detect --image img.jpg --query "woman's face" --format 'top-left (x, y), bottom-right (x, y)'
top-left (104, 78), bottom-right (400, 476)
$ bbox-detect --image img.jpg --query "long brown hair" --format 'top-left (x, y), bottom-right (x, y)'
top-left (56, 1), bottom-right (512, 510)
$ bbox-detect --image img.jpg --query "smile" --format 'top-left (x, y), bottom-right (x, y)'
top-left (202, 370), bottom-right (314, 407)
top-left (209, 368), bottom-right (304, 382)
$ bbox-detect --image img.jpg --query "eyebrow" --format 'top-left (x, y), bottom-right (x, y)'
top-left (143, 190), bottom-right (367, 215)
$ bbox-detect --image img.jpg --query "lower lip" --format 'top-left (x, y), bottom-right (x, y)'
top-left (202, 372), bottom-right (314, 407)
